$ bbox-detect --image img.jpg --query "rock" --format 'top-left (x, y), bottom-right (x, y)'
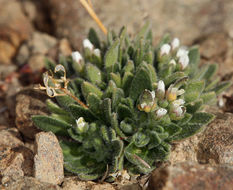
top-left (12, 146), bottom-right (34, 177)
top-left (147, 162), bottom-right (233, 190)
top-left (170, 135), bottom-right (199, 165)
top-left (28, 32), bottom-right (57, 55)
top-left (62, 177), bottom-right (116, 190)
top-left (21, 0), bottom-right (37, 22)
top-left (0, 64), bottom-right (17, 79)
top-left (28, 54), bottom-right (46, 72)
top-left (0, 145), bottom-right (34, 183)
top-left (34, 132), bottom-right (64, 185)
top-left (2, 152), bottom-right (25, 181)
top-left (47, 38), bottom-right (72, 61)
top-left (199, 33), bottom-right (228, 60)
top-left (197, 112), bottom-right (233, 165)
top-left (44, 0), bottom-right (84, 49)
top-left (170, 110), bottom-right (233, 166)
top-left (16, 44), bottom-right (30, 66)
top-left (0, 128), bottom-right (23, 148)
top-left (0, 0), bottom-right (33, 63)
top-left (1, 176), bottom-right (61, 190)
top-left (0, 41), bottom-right (16, 64)
top-left (43, 0), bottom-right (233, 49)
top-left (58, 38), bottom-right (72, 56)
top-left (15, 88), bottom-right (49, 139)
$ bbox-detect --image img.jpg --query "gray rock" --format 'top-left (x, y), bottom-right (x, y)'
top-left (16, 44), bottom-right (30, 65)
top-left (148, 162), bottom-right (233, 190)
top-left (0, 0), bottom-right (33, 64)
top-left (44, 0), bottom-right (233, 49)
top-left (0, 128), bottom-right (23, 148)
top-left (34, 132), bottom-right (64, 185)
top-left (15, 88), bottom-right (48, 139)
top-left (0, 145), bottom-right (34, 184)
top-left (198, 112), bottom-right (233, 165)
top-left (28, 32), bottom-right (57, 55)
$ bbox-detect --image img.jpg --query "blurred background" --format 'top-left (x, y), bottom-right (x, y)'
top-left (0, 0), bottom-right (233, 126)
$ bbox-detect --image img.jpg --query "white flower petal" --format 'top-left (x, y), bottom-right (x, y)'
top-left (93, 48), bottom-right (101, 57)
top-left (160, 44), bottom-right (171, 56)
top-left (179, 54), bottom-right (189, 69)
top-left (176, 47), bottom-right (188, 58)
top-left (83, 39), bottom-right (94, 50)
top-left (172, 38), bottom-right (180, 50)
top-left (140, 102), bottom-right (147, 109)
top-left (156, 108), bottom-right (167, 117)
top-left (173, 99), bottom-right (185, 106)
top-left (72, 51), bottom-right (83, 62)
top-left (76, 117), bottom-right (86, 130)
top-left (157, 80), bottom-right (165, 93)
top-left (151, 91), bottom-right (156, 100)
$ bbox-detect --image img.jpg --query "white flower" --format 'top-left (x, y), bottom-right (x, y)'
top-left (178, 54), bottom-right (189, 69)
top-left (176, 47), bottom-right (188, 58)
top-left (151, 91), bottom-right (156, 100)
top-left (156, 108), bottom-right (167, 117)
top-left (157, 80), bottom-right (165, 93)
top-left (83, 39), bottom-right (94, 50)
top-left (76, 117), bottom-right (86, 131)
top-left (93, 48), bottom-right (101, 57)
top-left (160, 44), bottom-right (171, 56)
top-left (172, 99), bottom-right (185, 107)
top-left (72, 51), bottom-right (83, 63)
top-left (173, 106), bottom-right (185, 117)
top-left (169, 59), bottom-right (176, 66)
top-left (167, 86), bottom-right (178, 101)
top-left (172, 38), bottom-right (180, 50)
top-left (140, 102), bottom-right (147, 109)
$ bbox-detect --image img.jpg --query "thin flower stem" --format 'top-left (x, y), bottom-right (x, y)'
top-left (87, 0), bottom-right (93, 8)
top-left (80, 0), bottom-right (107, 35)
top-left (61, 88), bottom-right (88, 109)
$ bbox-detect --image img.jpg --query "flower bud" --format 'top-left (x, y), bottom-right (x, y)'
top-left (138, 89), bottom-right (156, 112)
top-left (76, 117), bottom-right (87, 133)
top-left (171, 38), bottom-right (180, 50)
top-left (173, 106), bottom-right (186, 117)
top-left (172, 99), bottom-right (185, 107)
top-left (176, 47), bottom-right (188, 58)
top-left (156, 108), bottom-right (167, 118)
top-left (166, 86), bottom-right (178, 101)
top-left (93, 48), bottom-right (101, 57)
top-left (72, 51), bottom-right (83, 63)
top-left (157, 80), bottom-right (165, 99)
top-left (83, 39), bottom-right (94, 50)
top-left (160, 44), bottom-right (171, 56)
top-left (178, 54), bottom-right (189, 70)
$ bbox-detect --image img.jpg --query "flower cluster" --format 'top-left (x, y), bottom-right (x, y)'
top-left (159, 38), bottom-right (189, 70)
top-left (138, 79), bottom-right (186, 120)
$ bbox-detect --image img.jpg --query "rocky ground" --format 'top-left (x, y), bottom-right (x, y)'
top-left (0, 0), bottom-right (233, 189)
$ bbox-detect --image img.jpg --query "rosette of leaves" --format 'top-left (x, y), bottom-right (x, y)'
top-left (32, 23), bottom-right (231, 181)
